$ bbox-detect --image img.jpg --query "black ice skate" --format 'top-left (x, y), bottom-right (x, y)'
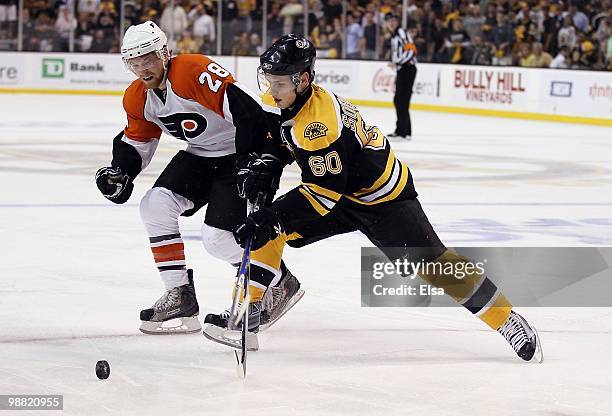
top-left (203, 270), bottom-right (304, 333)
top-left (260, 269), bottom-right (304, 331)
top-left (139, 269), bottom-right (201, 335)
top-left (498, 310), bottom-right (543, 363)
top-left (202, 301), bottom-right (261, 351)
top-left (387, 131), bottom-right (411, 141)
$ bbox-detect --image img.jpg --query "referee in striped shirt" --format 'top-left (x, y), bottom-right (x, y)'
top-left (386, 13), bottom-right (417, 140)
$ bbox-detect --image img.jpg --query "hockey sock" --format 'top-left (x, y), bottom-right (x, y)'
top-left (149, 233), bottom-right (188, 290)
top-left (247, 234), bottom-right (289, 302)
top-left (419, 249), bottom-right (512, 330)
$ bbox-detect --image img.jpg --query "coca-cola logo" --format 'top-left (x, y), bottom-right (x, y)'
top-left (372, 68), bottom-right (396, 93)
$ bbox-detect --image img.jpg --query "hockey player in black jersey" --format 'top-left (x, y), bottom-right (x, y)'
top-left (219, 34), bottom-right (542, 362)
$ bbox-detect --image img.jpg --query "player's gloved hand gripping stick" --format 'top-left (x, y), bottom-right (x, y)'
top-left (236, 153), bottom-right (283, 205)
top-left (233, 206), bottom-right (283, 250)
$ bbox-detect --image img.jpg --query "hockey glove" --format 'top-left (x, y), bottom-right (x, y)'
top-left (95, 166), bottom-right (134, 204)
top-left (236, 153), bottom-right (283, 204)
top-left (233, 207), bottom-right (283, 250)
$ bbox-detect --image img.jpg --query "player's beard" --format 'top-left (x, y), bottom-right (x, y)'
top-left (138, 63), bottom-right (166, 89)
top-left (141, 72), bottom-right (164, 89)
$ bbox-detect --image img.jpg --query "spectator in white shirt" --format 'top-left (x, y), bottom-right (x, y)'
top-left (55, 5), bottom-right (77, 51)
top-left (345, 12), bottom-right (364, 59)
top-left (280, 0), bottom-right (303, 35)
top-left (557, 15), bottom-right (577, 50)
top-left (192, 5), bottom-right (216, 45)
top-left (160, 0), bottom-right (189, 39)
top-left (550, 45), bottom-right (570, 68)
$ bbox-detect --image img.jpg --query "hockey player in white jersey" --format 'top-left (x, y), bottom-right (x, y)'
top-left (95, 21), bottom-right (303, 335)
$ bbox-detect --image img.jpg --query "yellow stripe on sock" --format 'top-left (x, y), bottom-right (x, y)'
top-left (233, 282), bottom-right (267, 302)
top-left (479, 294), bottom-right (513, 330)
top-left (249, 285), bottom-right (266, 302)
top-left (418, 249), bottom-right (485, 301)
top-left (251, 233), bottom-right (288, 272)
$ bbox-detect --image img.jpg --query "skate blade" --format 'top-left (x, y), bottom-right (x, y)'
top-left (202, 324), bottom-right (259, 351)
top-left (139, 315), bottom-right (201, 335)
top-left (260, 289), bottom-right (305, 332)
top-left (532, 326), bottom-right (544, 364)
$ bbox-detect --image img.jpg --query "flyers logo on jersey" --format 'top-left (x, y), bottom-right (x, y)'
top-left (304, 122), bottom-right (328, 140)
top-left (158, 113), bottom-right (208, 141)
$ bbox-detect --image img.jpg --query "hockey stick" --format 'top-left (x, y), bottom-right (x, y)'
top-left (229, 191), bottom-right (266, 379)
top-left (234, 238), bottom-right (251, 379)
top-left (228, 239), bottom-right (253, 331)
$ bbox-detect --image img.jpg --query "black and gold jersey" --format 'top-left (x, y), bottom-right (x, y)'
top-left (269, 84), bottom-right (416, 233)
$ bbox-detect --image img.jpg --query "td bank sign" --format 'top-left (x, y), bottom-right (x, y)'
top-left (42, 58), bottom-right (105, 78)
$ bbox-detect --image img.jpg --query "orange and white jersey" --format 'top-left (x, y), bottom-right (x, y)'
top-left (119, 54), bottom-right (272, 171)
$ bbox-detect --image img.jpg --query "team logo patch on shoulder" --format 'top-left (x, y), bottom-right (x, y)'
top-left (304, 122), bottom-right (328, 140)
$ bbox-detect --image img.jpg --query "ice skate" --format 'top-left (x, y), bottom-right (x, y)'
top-left (498, 310), bottom-right (543, 363)
top-left (387, 132), bottom-right (411, 141)
top-left (139, 269), bottom-right (201, 335)
top-left (260, 269), bottom-right (304, 330)
top-left (202, 301), bottom-right (261, 351)
top-left (204, 270), bottom-right (304, 333)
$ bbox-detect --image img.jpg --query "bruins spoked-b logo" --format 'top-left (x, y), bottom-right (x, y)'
top-left (304, 122), bottom-right (328, 140)
top-left (158, 113), bottom-right (207, 141)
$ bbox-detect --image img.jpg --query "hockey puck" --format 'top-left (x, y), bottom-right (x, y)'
top-left (95, 360), bottom-right (110, 380)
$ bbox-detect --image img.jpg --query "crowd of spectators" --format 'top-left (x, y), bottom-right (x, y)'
top-left (0, 0), bottom-right (220, 53)
top-left (0, 0), bottom-right (610, 70)
top-left (405, 0), bottom-right (612, 70)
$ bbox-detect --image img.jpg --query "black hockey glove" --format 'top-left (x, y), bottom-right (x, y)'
top-left (236, 153), bottom-right (283, 204)
top-left (233, 207), bottom-right (283, 250)
top-left (95, 166), bottom-right (134, 204)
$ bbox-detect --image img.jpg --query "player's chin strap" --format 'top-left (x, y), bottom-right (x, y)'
top-left (292, 71), bottom-right (315, 97)
top-left (157, 47), bottom-right (172, 90)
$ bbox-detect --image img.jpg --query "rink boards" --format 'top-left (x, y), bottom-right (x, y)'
top-left (0, 52), bottom-right (611, 126)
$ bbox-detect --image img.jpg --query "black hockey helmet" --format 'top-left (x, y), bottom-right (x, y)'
top-left (259, 34), bottom-right (316, 86)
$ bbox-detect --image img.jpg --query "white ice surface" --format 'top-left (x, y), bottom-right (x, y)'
top-left (1, 94), bottom-right (611, 415)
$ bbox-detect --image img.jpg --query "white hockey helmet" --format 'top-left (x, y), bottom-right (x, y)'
top-left (121, 21), bottom-right (168, 63)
